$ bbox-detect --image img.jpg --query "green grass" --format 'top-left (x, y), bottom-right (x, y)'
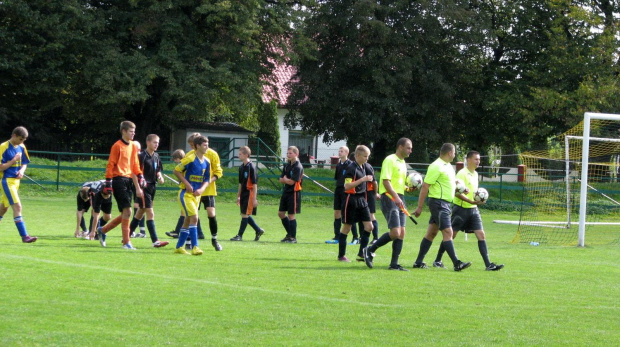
top-left (1, 188), bottom-right (619, 346)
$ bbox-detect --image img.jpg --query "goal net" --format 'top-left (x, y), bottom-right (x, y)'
top-left (510, 113), bottom-right (620, 246)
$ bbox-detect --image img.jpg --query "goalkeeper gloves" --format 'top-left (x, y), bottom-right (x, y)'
top-left (137, 174), bottom-right (147, 188)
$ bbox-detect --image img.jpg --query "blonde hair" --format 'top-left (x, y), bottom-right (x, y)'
top-left (239, 146), bottom-right (251, 155)
top-left (355, 145), bottom-right (370, 155)
top-left (187, 132), bottom-right (202, 145)
top-left (288, 146), bottom-right (299, 155)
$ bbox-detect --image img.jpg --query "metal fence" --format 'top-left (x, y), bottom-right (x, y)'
top-left (24, 148), bottom-right (525, 203)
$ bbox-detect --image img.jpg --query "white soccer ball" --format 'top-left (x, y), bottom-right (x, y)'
top-left (406, 172), bottom-right (423, 190)
top-left (474, 187), bottom-right (489, 202)
top-left (455, 179), bottom-right (467, 194)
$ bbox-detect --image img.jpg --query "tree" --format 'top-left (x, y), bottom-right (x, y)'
top-left (256, 100), bottom-right (281, 156)
top-left (286, 0), bottom-right (486, 164)
top-left (287, 0), bottom-right (620, 164)
top-left (1, 0), bottom-right (302, 152)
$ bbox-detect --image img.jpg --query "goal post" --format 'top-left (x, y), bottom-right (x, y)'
top-left (578, 112), bottom-right (620, 246)
top-left (507, 112), bottom-right (620, 246)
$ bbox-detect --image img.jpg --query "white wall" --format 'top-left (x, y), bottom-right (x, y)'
top-left (277, 109), bottom-right (347, 163)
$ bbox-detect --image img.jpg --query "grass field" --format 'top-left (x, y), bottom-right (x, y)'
top-left (1, 190), bottom-right (619, 346)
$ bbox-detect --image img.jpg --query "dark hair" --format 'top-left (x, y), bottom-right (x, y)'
top-left (193, 135), bottom-right (208, 147)
top-left (440, 143), bottom-right (454, 155)
top-left (466, 150), bottom-right (480, 159)
top-left (120, 121), bottom-right (136, 133)
top-left (172, 149), bottom-right (185, 160)
top-left (12, 126), bottom-right (28, 138)
top-left (396, 137), bottom-right (411, 148)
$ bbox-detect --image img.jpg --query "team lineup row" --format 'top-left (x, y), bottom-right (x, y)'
top-left (1, 124), bottom-right (503, 271)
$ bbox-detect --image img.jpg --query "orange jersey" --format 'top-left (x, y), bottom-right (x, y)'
top-left (105, 139), bottom-right (142, 179)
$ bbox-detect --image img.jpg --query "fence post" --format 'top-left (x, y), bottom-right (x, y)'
top-left (56, 153), bottom-right (61, 191)
top-left (499, 173), bottom-right (503, 203)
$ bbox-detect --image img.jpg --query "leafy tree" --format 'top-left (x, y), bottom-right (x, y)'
top-left (1, 0), bottom-right (301, 153)
top-left (256, 100), bottom-right (281, 156)
top-left (287, 0), bottom-right (620, 164)
top-left (286, 0), bottom-right (487, 164)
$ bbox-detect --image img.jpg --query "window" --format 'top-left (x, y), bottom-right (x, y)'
top-left (289, 131), bottom-right (315, 163)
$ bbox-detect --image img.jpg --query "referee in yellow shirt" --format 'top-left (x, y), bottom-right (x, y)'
top-left (413, 143), bottom-right (471, 271)
top-left (362, 138), bottom-right (412, 271)
top-left (433, 150), bottom-right (504, 271)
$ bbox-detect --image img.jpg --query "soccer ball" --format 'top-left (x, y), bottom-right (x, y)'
top-left (474, 187), bottom-right (489, 202)
top-left (406, 172), bottom-right (423, 190)
top-left (455, 179), bottom-right (467, 194)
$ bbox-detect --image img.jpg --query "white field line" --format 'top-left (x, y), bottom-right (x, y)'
top-left (1, 253), bottom-right (400, 308)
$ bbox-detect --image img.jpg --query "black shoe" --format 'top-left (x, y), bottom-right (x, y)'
top-left (370, 239), bottom-right (378, 245)
top-left (198, 234), bottom-right (205, 240)
top-left (362, 247), bottom-right (374, 269)
top-left (166, 231), bottom-right (179, 239)
top-left (413, 262), bottom-right (428, 269)
top-left (388, 264), bottom-right (410, 271)
top-left (280, 235), bottom-right (290, 242)
top-left (454, 261), bottom-right (472, 272)
top-left (212, 239), bottom-right (223, 251)
top-left (254, 229), bottom-right (265, 241)
top-left (432, 261), bottom-right (445, 268)
top-left (284, 237), bottom-right (297, 244)
top-left (94, 233), bottom-right (100, 241)
top-left (230, 235), bottom-right (242, 241)
top-left (486, 263), bottom-right (504, 271)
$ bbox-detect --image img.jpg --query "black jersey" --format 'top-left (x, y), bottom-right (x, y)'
top-left (239, 161), bottom-right (258, 193)
top-left (344, 162), bottom-right (367, 195)
top-left (281, 160), bottom-right (303, 194)
top-left (363, 163), bottom-right (376, 192)
top-left (334, 159), bottom-right (353, 188)
top-left (138, 150), bottom-right (162, 184)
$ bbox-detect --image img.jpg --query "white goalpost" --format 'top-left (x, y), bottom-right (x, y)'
top-left (576, 112), bottom-right (620, 246)
top-left (498, 112), bottom-right (620, 246)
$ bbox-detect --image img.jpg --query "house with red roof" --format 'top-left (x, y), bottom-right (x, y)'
top-left (263, 60), bottom-right (347, 166)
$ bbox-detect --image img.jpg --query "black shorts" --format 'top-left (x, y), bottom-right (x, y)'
top-left (366, 191), bottom-right (377, 214)
top-left (92, 192), bottom-right (113, 214)
top-left (451, 205), bottom-right (483, 233)
top-left (76, 193), bottom-right (90, 212)
top-left (428, 198), bottom-right (452, 230)
top-left (333, 186), bottom-right (346, 210)
top-left (134, 184), bottom-right (156, 209)
top-left (239, 191), bottom-right (257, 216)
top-left (279, 191), bottom-right (301, 215)
top-left (200, 196), bottom-right (216, 209)
top-left (342, 194), bottom-right (371, 225)
top-left (112, 177), bottom-right (134, 212)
